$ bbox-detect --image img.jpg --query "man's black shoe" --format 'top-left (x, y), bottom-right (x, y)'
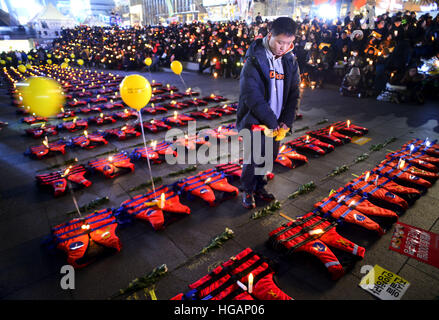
top-left (254, 188), bottom-right (275, 202)
top-left (242, 192), bottom-right (256, 209)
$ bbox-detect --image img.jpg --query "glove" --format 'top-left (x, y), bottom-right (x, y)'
top-left (275, 127), bottom-right (290, 141)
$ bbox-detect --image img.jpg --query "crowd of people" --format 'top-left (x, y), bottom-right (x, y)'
top-left (1, 9), bottom-right (438, 104)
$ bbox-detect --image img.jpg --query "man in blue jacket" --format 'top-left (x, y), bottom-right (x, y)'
top-left (236, 17), bottom-right (301, 209)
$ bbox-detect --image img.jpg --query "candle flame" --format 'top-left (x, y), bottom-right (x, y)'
top-left (347, 120), bottom-right (351, 128)
top-left (364, 171), bottom-right (370, 182)
top-left (309, 228), bottom-right (324, 236)
top-left (279, 145), bottom-right (286, 153)
top-left (205, 177), bottom-right (212, 184)
top-left (84, 130), bottom-right (88, 137)
top-left (329, 127), bottom-right (334, 135)
top-left (174, 111), bottom-right (178, 119)
top-left (158, 193), bottom-right (165, 209)
top-left (63, 166), bottom-right (72, 177)
top-left (43, 137), bottom-right (49, 148)
top-left (81, 224), bottom-right (90, 230)
top-left (399, 159), bottom-right (406, 169)
top-left (248, 273), bottom-right (254, 294)
top-left (108, 156), bottom-right (113, 162)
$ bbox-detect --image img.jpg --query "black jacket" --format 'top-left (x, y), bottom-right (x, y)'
top-left (236, 38), bottom-right (301, 131)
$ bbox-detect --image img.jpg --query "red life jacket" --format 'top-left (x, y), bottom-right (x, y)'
top-left (203, 94), bottom-right (227, 102)
top-left (177, 169), bottom-right (239, 206)
top-left (113, 109), bottom-right (138, 120)
top-left (346, 175), bottom-right (409, 212)
top-left (185, 98), bottom-right (208, 107)
top-left (163, 92), bottom-right (184, 100)
top-left (314, 192), bottom-right (386, 235)
top-left (51, 208), bottom-right (121, 268)
top-left (315, 186), bottom-right (399, 220)
top-left (275, 144), bottom-right (308, 168)
top-left (105, 125), bottom-right (140, 140)
top-left (171, 248), bottom-right (292, 300)
top-left (131, 141), bottom-right (177, 163)
top-left (22, 116), bottom-right (48, 124)
top-left (164, 114), bottom-right (195, 127)
top-left (174, 134), bottom-right (210, 151)
top-left (330, 120), bottom-right (368, 136)
top-left (288, 135), bottom-right (335, 155)
top-left (402, 139), bottom-right (439, 157)
top-left (216, 163), bottom-right (243, 178)
top-left (209, 104), bottom-right (238, 115)
top-left (88, 152), bottom-right (135, 179)
top-left (25, 125), bottom-right (58, 138)
top-left (72, 132), bottom-right (108, 149)
top-left (386, 150), bottom-right (439, 172)
top-left (269, 212), bottom-right (364, 280)
top-left (306, 127), bottom-right (349, 146)
top-left (182, 89), bottom-right (200, 97)
top-left (89, 114), bottom-right (116, 125)
top-left (118, 185), bottom-right (190, 230)
top-left (163, 100), bottom-right (189, 109)
top-left (143, 105), bottom-right (168, 115)
top-left (28, 139), bottom-right (67, 159)
top-left (61, 119), bottom-right (88, 132)
top-left (138, 120), bottom-right (171, 133)
top-left (374, 161), bottom-right (433, 189)
top-left (36, 164), bottom-right (92, 197)
top-left (380, 159), bottom-right (439, 182)
top-left (189, 109), bottom-right (222, 120)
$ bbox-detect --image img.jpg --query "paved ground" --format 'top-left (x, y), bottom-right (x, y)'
top-left (0, 67), bottom-right (438, 301)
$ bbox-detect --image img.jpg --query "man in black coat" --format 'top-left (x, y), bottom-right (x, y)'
top-left (236, 17), bottom-right (301, 209)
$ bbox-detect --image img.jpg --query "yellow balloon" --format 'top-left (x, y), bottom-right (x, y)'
top-left (77, 59), bottom-right (84, 66)
top-left (47, 54), bottom-right (52, 58)
top-left (119, 74), bottom-right (152, 111)
top-left (0, 60), bottom-right (6, 65)
top-left (61, 62), bottom-right (68, 69)
top-left (18, 77), bottom-right (64, 117)
top-left (26, 64), bottom-right (32, 69)
top-left (144, 57), bottom-right (152, 66)
top-left (47, 59), bottom-right (52, 65)
top-left (18, 65), bottom-right (27, 73)
top-left (70, 53), bottom-right (75, 59)
top-left (64, 58), bottom-right (70, 63)
top-left (170, 60), bottom-right (183, 75)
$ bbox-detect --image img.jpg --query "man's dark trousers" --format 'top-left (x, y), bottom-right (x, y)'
top-left (241, 130), bottom-right (280, 193)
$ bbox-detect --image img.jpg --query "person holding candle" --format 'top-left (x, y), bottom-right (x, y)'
top-left (236, 17), bottom-right (301, 209)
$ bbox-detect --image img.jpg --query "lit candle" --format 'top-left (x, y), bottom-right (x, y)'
top-left (364, 171), bottom-right (370, 182)
top-left (309, 228), bottom-right (324, 236)
top-left (43, 136), bottom-right (49, 148)
top-left (347, 120), bottom-right (351, 128)
top-left (248, 273), bottom-right (254, 294)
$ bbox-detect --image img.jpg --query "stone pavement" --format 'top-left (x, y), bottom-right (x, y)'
top-left (0, 68), bottom-right (438, 300)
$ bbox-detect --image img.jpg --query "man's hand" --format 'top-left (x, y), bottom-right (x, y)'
top-left (275, 123), bottom-right (290, 141)
top-left (264, 126), bottom-right (279, 138)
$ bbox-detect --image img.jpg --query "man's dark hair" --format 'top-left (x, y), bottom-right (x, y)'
top-left (269, 17), bottom-right (297, 37)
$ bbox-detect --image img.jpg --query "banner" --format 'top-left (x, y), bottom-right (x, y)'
top-left (389, 222), bottom-right (439, 269)
top-left (359, 265), bottom-right (410, 300)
